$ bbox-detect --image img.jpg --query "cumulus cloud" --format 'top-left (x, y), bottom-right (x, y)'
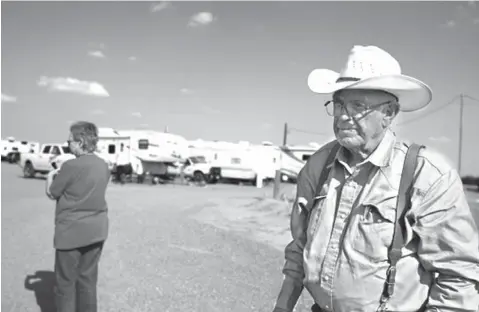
top-left (90, 109), bottom-right (106, 115)
top-left (443, 2), bottom-right (479, 27)
top-left (37, 76), bottom-right (110, 97)
top-left (128, 56), bottom-right (137, 61)
top-left (180, 88), bottom-right (193, 95)
top-left (429, 136), bottom-right (451, 142)
top-left (88, 50), bottom-right (106, 58)
top-left (132, 112), bottom-right (142, 118)
top-left (1, 93), bottom-right (17, 102)
top-left (188, 12), bottom-right (215, 27)
top-left (150, 1), bottom-right (171, 13)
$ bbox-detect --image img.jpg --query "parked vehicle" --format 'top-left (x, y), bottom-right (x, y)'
top-left (19, 143), bottom-right (74, 178)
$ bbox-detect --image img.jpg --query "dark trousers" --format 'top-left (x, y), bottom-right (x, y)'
top-left (54, 241), bottom-right (104, 312)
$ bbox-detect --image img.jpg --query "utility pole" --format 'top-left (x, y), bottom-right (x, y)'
top-left (273, 122), bottom-right (289, 199)
top-left (458, 93), bottom-right (464, 176)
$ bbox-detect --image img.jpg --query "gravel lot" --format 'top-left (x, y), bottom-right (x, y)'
top-left (2, 162), bottom-right (478, 312)
top-left (1, 163), bottom-right (314, 312)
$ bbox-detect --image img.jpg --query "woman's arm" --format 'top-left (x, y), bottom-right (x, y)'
top-left (49, 161), bottom-right (75, 199)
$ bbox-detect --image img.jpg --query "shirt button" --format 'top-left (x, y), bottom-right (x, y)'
top-left (325, 305), bottom-right (329, 309)
top-left (324, 276), bottom-right (329, 281)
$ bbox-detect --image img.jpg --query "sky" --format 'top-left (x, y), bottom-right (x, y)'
top-left (1, 1), bottom-right (479, 175)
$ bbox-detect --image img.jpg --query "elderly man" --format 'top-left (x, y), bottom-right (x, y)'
top-left (272, 45), bottom-right (479, 312)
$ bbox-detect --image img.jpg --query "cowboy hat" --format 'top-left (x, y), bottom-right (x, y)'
top-left (307, 45), bottom-right (433, 112)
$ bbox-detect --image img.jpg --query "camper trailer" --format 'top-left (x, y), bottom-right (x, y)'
top-left (278, 143), bottom-right (319, 182)
top-left (97, 128), bottom-right (189, 180)
top-left (1, 137), bottom-right (40, 163)
top-left (185, 140), bottom-right (279, 184)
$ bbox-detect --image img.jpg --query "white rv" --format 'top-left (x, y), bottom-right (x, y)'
top-left (97, 128), bottom-right (189, 178)
top-left (185, 140), bottom-right (280, 184)
top-left (1, 137), bottom-right (40, 163)
top-left (278, 143), bottom-right (319, 182)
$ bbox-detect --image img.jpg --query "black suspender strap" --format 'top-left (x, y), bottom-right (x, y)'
top-left (313, 142), bottom-right (341, 200)
top-left (378, 143), bottom-right (423, 311)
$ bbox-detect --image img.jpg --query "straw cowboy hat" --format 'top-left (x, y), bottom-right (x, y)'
top-left (307, 45), bottom-right (433, 112)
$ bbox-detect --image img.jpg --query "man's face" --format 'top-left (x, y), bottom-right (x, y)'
top-left (332, 89), bottom-right (397, 151)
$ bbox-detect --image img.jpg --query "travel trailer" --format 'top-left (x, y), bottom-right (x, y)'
top-left (279, 143), bottom-right (319, 182)
top-left (97, 128), bottom-right (189, 178)
top-left (1, 137), bottom-right (40, 163)
top-left (185, 140), bottom-right (280, 184)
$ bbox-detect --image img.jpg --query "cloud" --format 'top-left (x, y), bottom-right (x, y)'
top-left (188, 12), bottom-right (215, 27)
top-left (200, 105), bottom-right (221, 115)
top-left (88, 50), bottom-right (106, 58)
top-left (132, 112), bottom-right (142, 118)
top-left (1, 93), bottom-right (17, 102)
top-left (128, 56), bottom-right (137, 61)
top-left (445, 20), bottom-right (456, 28)
top-left (429, 136), bottom-right (451, 143)
top-left (90, 109), bottom-right (105, 115)
top-left (37, 76), bottom-right (110, 97)
top-left (443, 3), bottom-right (479, 27)
top-left (180, 88), bottom-right (193, 95)
top-left (150, 1), bottom-right (171, 13)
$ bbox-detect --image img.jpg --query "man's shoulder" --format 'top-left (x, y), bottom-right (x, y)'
top-left (395, 140), bottom-right (459, 195)
top-left (300, 140), bottom-right (338, 179)
top-left (395, 140), bottom-right (456, 176)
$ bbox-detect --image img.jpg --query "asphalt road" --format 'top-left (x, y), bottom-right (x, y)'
top-left (2, 163), bottom-right (478, 312)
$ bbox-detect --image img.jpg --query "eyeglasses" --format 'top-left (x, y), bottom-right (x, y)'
top-left (324, 99), bottom-right (393, 117)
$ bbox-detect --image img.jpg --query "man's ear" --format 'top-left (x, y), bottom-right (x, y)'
top-left (382, 102), bottom-right (398, 126)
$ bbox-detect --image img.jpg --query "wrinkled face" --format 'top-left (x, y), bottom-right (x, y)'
top-left (67, 132), bottom-right (83, 157)
top-left (331, 89), bottom-right (398, 150)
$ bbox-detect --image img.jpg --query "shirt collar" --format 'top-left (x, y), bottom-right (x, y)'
top-left (336, 129), bottom-right (396, 169)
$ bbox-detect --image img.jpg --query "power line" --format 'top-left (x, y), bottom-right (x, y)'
top-left (464, 94), bottom-right (479, 103)
top-left (288, 127), bottom-right (328, 136)
top-left (397, 95), bottom-right (459, 126)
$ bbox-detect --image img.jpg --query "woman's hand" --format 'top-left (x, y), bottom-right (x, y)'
top-left (45, 169), bottom-right (59, 200)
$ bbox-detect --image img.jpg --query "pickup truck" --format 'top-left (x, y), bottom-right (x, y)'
top-left (20, 143), bottom-right (75, 178)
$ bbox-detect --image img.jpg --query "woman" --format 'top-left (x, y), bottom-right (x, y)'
top-left (46, 121), bottom-right (110, 312)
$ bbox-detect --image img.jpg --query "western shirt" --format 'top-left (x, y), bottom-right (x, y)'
top-left (276, 130), bottom-right (479, 312)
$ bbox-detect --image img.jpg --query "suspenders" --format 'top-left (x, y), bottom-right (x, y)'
top-left (310, 142), bottom-right (423, 311)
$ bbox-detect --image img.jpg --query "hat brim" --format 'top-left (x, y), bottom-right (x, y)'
top-left (307, 69), bottom-right (433, 112)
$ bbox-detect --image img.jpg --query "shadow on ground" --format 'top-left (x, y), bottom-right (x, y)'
top-left (24, 270), bottom-right (56, 312)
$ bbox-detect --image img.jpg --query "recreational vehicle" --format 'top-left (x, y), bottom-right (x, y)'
top-left (97, 128), bottom-right (189, 179)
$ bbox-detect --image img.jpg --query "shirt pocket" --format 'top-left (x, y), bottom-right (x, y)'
top-left (351, 198), bottom-right (397, 262)
top-left (307, 195), bottom-right (327, 241)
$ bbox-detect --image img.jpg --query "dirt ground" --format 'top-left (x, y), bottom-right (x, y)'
top-left (2, 162), bottom-right (478, 312)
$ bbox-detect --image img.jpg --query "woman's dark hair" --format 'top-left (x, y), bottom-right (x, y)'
top-left (70, 121), bottom-right (99, 153)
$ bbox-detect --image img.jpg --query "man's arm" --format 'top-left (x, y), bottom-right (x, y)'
top-left (273, 168), bottom-right (315, 312)
top-left (413, 170), bottom-right (479, 312)
top-left (49, 161), bottom-right (76, 199)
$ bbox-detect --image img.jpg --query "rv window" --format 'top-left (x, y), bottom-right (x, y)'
top-left (108, 144), bottom-right (116, 154)
top-left (21, 141), bottom-right (28, 145)
top-left (302, 155), bottom-right (311, 161)
top-left (231, 157), bottom-right (241, 165)
top-left (138, 139), bottom-right (149, 150)
top-left (42, 146), bottom-right (51, 154)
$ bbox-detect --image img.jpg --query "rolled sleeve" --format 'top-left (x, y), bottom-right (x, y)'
top-left (413, 170), bottom-right (479, 311)
top-left (49, 161), bottom-right (75, 199)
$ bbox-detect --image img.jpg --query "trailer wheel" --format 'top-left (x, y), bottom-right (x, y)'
top-left (23, 162), bottom-right (35, 178)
